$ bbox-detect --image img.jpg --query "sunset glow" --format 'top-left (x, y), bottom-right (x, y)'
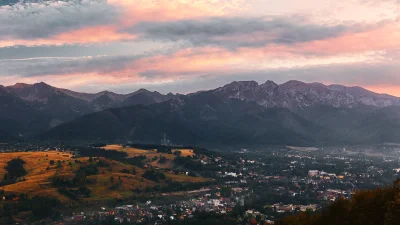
top-left (0, 0), bottom-right (399, 94)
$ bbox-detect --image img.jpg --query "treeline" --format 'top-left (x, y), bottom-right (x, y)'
top-left (0, 191), bottom-right (61, 224)
top-left (174, 156), bottom-right (203, 171)
top-left (127, 143), bottom-right (217, 157)
top-left (277, 179), bottom-right (400, 225)
top-left (58, 186), bottom-right (91, 200)
top-left (125, 155), bottom-right (146, 167)
top-left (76, 147), bottom-right (128, 160)
top-left (142, 170), bottom-right (166, 182)
top-left (156, 181), bottom-right (215, 193)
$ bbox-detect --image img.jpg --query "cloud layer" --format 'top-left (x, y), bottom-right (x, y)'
top-left (0, 0), bottom-right (399, 96)
top-left (0, 0), bottom-right (119, 39)
top-left (130, 17), bottom-right (370, 49)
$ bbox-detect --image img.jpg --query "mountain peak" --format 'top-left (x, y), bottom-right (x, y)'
top-left (36, 82), bottom-right (47, 85)
top-left (33, 82), bottom-right (53, 89)
top-left (263, 80), bottom-right (277, 84)
top-left (260, 80), bottom-right (278, 88)
top-left (309, 82), bottom-right (326, 88)
top-left (11, 83), bottom-right (31, 89)
top-left (222, 81), bottom-right (259, 90)
top-left (135, 88), bottom-right (151, 93)
top-left (235, 80), bottom-right (259, 86)
top-left (280, 80), bottom-right (308, 89)
top-left (0, 85), bottom-right (6, 94)
top-left (99, 90), bottom-right (115, 95)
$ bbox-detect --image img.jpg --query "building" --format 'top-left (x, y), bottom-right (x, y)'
top-left (308, 170), bottom-right (319, 177)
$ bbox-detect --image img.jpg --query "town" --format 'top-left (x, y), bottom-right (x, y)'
top-left (3, 142), bottom-right (396, 225)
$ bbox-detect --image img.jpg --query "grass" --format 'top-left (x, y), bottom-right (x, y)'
top-left (172, 149), bottom-right (195, 157)
top-left (0, 149), bottom-right (208, 203)
top-left (0, 151), bottom-right (75, 202)
top-left (165, 173), bottom-right (208, 183)
top-left (104, 144), bottom-right (166, 157)
top-left (103, 145), bottom-right (185, 169)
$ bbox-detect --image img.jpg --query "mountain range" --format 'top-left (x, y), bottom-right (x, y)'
top-left (2, 80), bottom-right (400, 146)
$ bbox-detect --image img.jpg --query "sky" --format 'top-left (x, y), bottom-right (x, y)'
top-left (0, 0), bottom-right (399, 95)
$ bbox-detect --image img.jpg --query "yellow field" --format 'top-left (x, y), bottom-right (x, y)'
top-left (104, 144), bottom-right (174, 158)
top-left (0, 150), bottom-right (208, 203)
top-left (103, 145), bottom-right (188, 169)
top-left (0, 151), bottom-right (76, 202)
top-left (172, 149), bottom-right (195, 157)
top-left (104, 145), bottom-right (195, 158)
top-left (165, 173), bottom-right (207, 183)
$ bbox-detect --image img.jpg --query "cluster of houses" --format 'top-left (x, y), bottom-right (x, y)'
top-left (308, 170), bottom-right (343, 180)
top-left (63, 192), bottom-right (242, 224)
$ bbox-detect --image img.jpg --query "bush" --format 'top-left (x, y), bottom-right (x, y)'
top-left (97, 160), bottom-right (110, 167)
top-left (174, 156), bottom-right (203, 171)
top-left (142, 170), bottom-right (166, 182)
top-left (158, 156), bottom-right (167, 164)
top-left (126, 155), bottom-right (147, 167)
top-left (174, 150), bottom-right (182, 156)
top-left (120, 169), bottom-right (130, 174)
top-left (30, 196), bottom-right (60, 220)
top-left (76, 165), bottom-right (98, 176)
top-left (76, 147), bottom-right (127, 160)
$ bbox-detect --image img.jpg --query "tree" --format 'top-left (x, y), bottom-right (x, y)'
top-left (142, 170), bottom-right (166, 182)
top-left (120, 169), bottom-right (130, 174)
top-left (30, 196), bottom-right (60, 220)
top-left (49, 160), bottom-right (55, 166)
top-left (158, 156), bottom-right (167, 164)
top-left (220, 186), bottom-right (232, 198)
top-left (256, 215), bottom-right (262, 223)
top-left (145, 186), bottom-right (152, 192)
top-left (5, 158), bottom-right (27, 181)
top-left (110, 176), bottom-right (115, 183)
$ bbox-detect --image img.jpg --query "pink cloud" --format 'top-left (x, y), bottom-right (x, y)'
top-left (0, 0), bottom-right (239, 47)
top-left (109, 0), bottom-right (245, 26)
top-left (54, 25), bottom-right (136, 43)
top-left (296, 23), bottom-right (400, 55)
top-left (0, 25), bottom-right (136, 47)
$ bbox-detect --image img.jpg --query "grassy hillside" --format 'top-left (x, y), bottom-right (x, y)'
top-left (0, 149), bottom-right (208, 203)
top-left (278, 179), bottom-right (400, 225)
top-left (103, 145), bottom-right (196, 169)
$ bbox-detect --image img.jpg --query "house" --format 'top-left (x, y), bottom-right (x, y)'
top-left (308, 170), bottom-right (319, 177)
